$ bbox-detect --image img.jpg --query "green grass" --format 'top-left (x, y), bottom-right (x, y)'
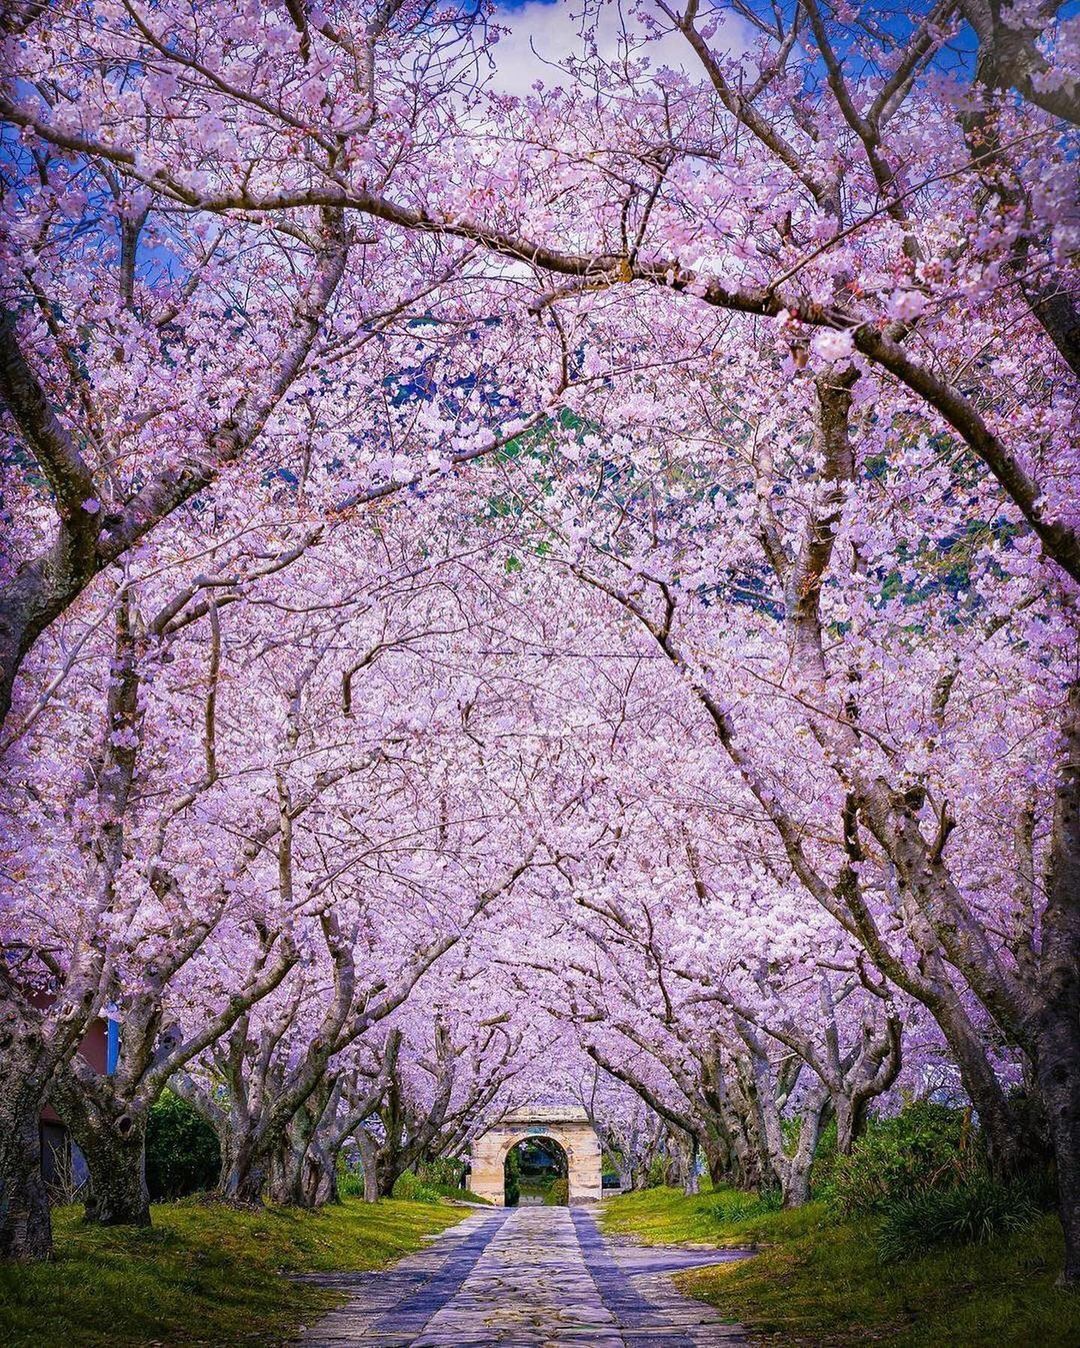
top-left (0, 1197), bottom-right (463, 1347)
top-left (601, 1186), bottom-right (1080, 1346)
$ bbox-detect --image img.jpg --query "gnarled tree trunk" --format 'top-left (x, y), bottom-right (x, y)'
top-left (0, 1085), bottom-right (52, 1260)
top-left (1032, 679), bottom-right (1080, 1285)
top-left (76, 1120), bottom-right (150, 1227)
top-left (49, 1072), bottom-right (150, 1227)
top-left (217, 1132), bottom-right (269, 1207)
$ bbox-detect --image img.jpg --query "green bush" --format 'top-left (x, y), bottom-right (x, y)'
top-left (645, 1155), bottom-right (669, 1189)
top-left (391, 1171), bottom-right (443, 1204)
top-left (545, 1177), bottom-right (569, 1206)
top-left (337, 1158), bottom-right (365, 1198)
top-left (145, 1091), bottom-right (221, 1200)
top-left (504, 1148), bottom-right (521, 1206)
top-left (833, 1101), bottom-right (980, 1216)
top-left (418, 1158), bottom-right (466, 1190)
top-left (877, 1176), bottom-right (1042, 1262)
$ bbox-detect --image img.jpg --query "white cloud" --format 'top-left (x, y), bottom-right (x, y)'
top-left (484, 0), bottom-right (749, 98)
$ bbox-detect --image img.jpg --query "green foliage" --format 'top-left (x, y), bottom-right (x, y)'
top-left (144, 1091), bottom-right (220, 1201)
top-left (877, 1177), bottom-right (1043, 1263)
top-left (832, 1101), bottom-right (980, 1216)
top-left (545, 1177), bottom-right (569, 1206)
top-left (418, 1158), bottom-right (466, 1190)
top-left (336, 1155), bottom-right (365, 1198)
top-left (391, 1165), bottom-right (491, 1206)
top-left (503, 1146), bottom-right (521, 1207)
top-left (391, 1171), bottom-right (443, 1204)
top-left (0, 1198), bottom-right (461, 1347)
top-left (644, 1153), bottom-right (670, 1189)
top-left (331, 1157), bottom-right (487, 1205)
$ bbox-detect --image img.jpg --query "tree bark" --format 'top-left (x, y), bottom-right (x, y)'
top-left (834, 1097), bottom-right (860, 1158)
top-left (1032, 679), bottom-right (1080, 1285)
top-left (681, 1135), bottom-right (700, 1195)
top-left (78, 1120), bottom-right (150, 1227)
top-left (48, 1073), bottom-right (151, 1227)
top-left (266, 1142), bottom-right (302, 1208)
top-left (375, 1150), bottom-right (402, 1199)
top-left (779, 1093), bottom-right (828, 1209)
top-left (216, 1127), bottom-right (269, 1206)
top-left (0, 1087), bottom-right (52, 1260)
top-left (1033, 1020), bottom-right (1080, 1286)
top-left (355, 1130), bottom-right (381, 1203)
top-left (304, 1147), bottom-right (338, 1207)
top-left (266, 1133), bottom-right (338, 1209)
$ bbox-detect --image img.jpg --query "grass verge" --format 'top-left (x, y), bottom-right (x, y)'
top-left (0, 1197), bottom-right (463, 1347)
top-left (600, 1185), bottom-right (1079, 1346)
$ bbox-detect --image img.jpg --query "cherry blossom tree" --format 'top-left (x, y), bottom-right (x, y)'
top-left (2, 0), bottom-right (1077, 1287)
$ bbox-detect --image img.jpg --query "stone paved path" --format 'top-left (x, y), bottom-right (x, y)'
top-left (299, 1206), bottom-right (749, 1346)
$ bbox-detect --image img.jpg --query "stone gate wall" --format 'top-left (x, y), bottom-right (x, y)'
top-left (469, 1105), bottom-right (603, 1206)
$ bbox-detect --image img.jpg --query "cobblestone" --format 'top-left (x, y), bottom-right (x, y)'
top-left (299, 1206), bottom-right (749, 1346)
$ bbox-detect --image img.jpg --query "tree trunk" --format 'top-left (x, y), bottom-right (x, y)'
top-left (304, 1127), bottom-right (340, 1207)
top-left (302, 1148), bottom-right (338, 1207)
top-left (266, 1141), bottom-right (303, 1207)
top-left (376, 1151), bottom-right (401, 1199)
top-left (0, 1087), bottom-right (52, 1260)
top-left (268, 1135), bottom-right (338, 1209)
top-left (682, 1142), bottom-right (700, 1196)
top-left (703, 1140), bottom-right (732, 1189)
top-left (47, 1071), bottom-right (151, 1227)
top-left (351, 1128), bottom-right (404, 1200)
top-left (1033, 1020), bottom-right (1080, 1285)
top-left (834, 1099), bottom-right (854, 1157)
top-left (77, 1116), bottom-right (150, 1227)
top-left (778, 1141), bottom-right (815, 1209)
top-left (364, 1167), bottom-right (379, 1203)
top-left (1033, 678), bottom-right (1080, 1285)
top-left (217, 1131), bottom-right (268, 1206)
top-left (834, 1097), bottom-right (861, 1156)
top-left (780, 1162), bottom-right (813, 1209)
top-left (932, 993), bottom-right (1033, 1177)
top-left (780, 1090), bottom-right (829, 1209)
top-left (356, 1130), bottom-right (381, 1203)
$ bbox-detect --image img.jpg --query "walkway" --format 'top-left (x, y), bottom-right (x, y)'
top-left (299, 1206), bottom-right (749, 1346)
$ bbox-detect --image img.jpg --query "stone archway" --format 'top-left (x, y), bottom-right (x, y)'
top-left (470, 1105), bottom-right (603, 1206)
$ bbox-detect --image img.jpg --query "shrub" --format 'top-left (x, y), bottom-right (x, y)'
top-left (145, 1091), bottom-right (221, 1200)
top-left (877, 1177), bottom-right (1042, 1263)
top-left (833, 1101), bottom-right (980, 1216)
top-left (392, 1171), bottom-right (443, 1204)
top-left (504, 1148), bottom-right (521, 1206)
top-left (419, 1158), bottom-right (466, 1190)
top-left (545, 1177), bottom-right (569, 1206)
top-left (645, 1155), bottom-right (669, 1189)
top-left (337, 1158), bottom-right (365, 1198)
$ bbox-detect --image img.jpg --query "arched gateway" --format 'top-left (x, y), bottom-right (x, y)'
top-left (470, 1105), bottom-right (603, 1206)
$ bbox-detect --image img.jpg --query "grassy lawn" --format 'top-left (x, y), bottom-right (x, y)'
top-left (0, 1197), bottom-right (463, 1347)
top-left (601, 1186), bottom-right (1080, 1346)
